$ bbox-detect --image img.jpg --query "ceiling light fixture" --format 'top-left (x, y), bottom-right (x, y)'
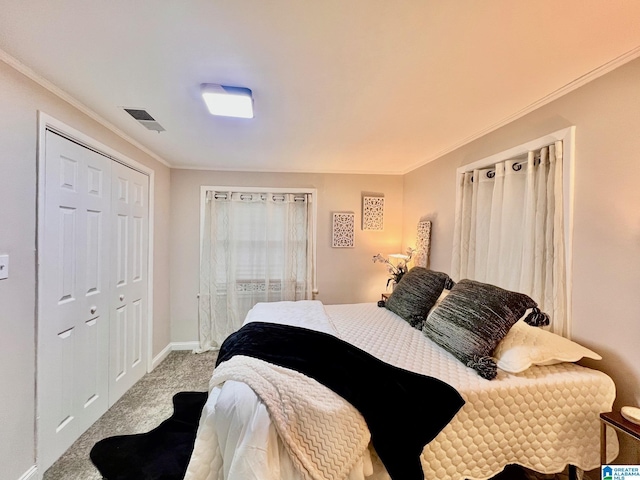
top-left (201, 84), bottom-right (254, 119)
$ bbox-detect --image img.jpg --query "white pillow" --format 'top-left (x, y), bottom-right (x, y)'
top-left (427, 289), bottom-right (449, 316)
top-left (493, 320), bottom-right (602, 373)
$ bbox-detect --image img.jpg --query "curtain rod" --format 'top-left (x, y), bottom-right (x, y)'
top-left (468, 144), bottom-right (554, 182)
top-left (212, 192), bottom-right (307, 202)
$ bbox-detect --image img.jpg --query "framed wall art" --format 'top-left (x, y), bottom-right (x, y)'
top-left (414, 220), bottom-right (432, 267)
top-left (332, 212), bottom-right (355, 248)
top-left (362, 195), bottom-right (384, 231)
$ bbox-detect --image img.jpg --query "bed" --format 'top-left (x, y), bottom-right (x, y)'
top-left (185, 295), bottom-right (619, 480)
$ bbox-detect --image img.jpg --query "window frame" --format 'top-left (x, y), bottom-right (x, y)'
top-left (200, 185), bottom-right (318, 295)
top-left (454, 126), bottom-right (575, 335)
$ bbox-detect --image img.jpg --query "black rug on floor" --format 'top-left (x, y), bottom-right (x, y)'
top-left (90, 391), bottom-right (208, 480)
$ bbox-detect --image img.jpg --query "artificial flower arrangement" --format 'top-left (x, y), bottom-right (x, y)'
top-left (372, 247), bottom-right (415, 289)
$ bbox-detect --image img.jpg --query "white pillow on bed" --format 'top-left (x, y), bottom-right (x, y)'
top-left (427, 289), bottom-right (449, 315)
top-left (493, 319), bottom-right (602, 373)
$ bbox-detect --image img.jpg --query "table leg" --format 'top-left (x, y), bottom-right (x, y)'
top-left (601, 421), bottom-right (607, 465)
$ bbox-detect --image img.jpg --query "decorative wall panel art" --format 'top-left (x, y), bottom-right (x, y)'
top-left (362, 196), bottom-right (384, 231)
top-left (414, 220), bottom-right (432, 267)
top-left (332, 212), bottom-right (355, 248)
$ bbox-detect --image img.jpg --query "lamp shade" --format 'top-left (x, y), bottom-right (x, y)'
top-left (201, 84), bottom-right (254, 118)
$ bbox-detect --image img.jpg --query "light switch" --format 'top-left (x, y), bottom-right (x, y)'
top-left (0, 255), bottom-right (8, 280)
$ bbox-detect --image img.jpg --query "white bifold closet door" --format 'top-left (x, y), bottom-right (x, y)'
top-left (38, 131), bottom-right (149, 471)
top-left (109, 160), bottom-right (149, 403)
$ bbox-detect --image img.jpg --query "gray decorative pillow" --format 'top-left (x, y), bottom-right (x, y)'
top-left (384, 267), bottom-right (453, 328)
top-left (422, 279), bottom-right (542, 380)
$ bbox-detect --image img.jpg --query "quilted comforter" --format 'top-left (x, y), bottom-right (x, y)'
top-left (186, 301), bottom-right (618, 480)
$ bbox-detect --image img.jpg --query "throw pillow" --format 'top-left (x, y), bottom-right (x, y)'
top-left (384, 267), bottom-right (453, 329)
top-left (422, 279), bottom-right (544, 380)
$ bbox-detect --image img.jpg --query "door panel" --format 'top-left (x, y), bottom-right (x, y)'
top-left (133, 216), bottom-right (143, 281)
top-left (79, 317), bottom-right (100, 408)
top-left (39, 131), bottom-right (150, 470)
top-left (109, 161), bottom-right (149, 405)
top-left (114, 305), bottom-right (127, 381)
top-left (55, 327), bottom-right (75, 432)
top-left (39, 132), bottom-right (112, 471)
top-left (85, 210), bottom-right (103, 294)
top-left (132, 299), bottom-right (143, 366)
top-left (58, 206), bottom-right (77, 303)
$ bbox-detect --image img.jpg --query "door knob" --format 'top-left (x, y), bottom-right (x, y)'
top-left (90, 306), bottom-right (97, 315)
top-left (119, 294), bottom-right (125, 301)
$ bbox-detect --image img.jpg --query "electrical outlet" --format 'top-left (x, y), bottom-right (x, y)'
top-left (0, 255), bottom-right (8, 280)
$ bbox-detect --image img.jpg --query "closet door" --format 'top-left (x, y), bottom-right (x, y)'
top-left (38, 131), bottom-right (112, 471)
top-left (109, 161), bottom-right (149, 405)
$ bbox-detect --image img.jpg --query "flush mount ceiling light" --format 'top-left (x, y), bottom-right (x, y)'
top-left (201, 84), bottom-right (254, 119)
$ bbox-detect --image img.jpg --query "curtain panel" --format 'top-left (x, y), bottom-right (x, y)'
top-left (451, 142), bottom-right (567, 336)
top-left (197, 191), bottom-right (314, 352)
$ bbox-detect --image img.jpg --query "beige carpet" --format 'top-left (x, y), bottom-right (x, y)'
top-left (43, 350), bottom-right (217, 480)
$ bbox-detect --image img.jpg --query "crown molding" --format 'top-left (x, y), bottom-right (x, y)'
top-left (403, 44), bottom-right (640, 175)
top-left (0, 48), bottom-right (171, 168)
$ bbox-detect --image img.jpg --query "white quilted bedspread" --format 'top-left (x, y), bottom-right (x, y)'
top-left (186, 301), bottom-right (618, 480)
top-left (328, 303), bottom-right (618, 479)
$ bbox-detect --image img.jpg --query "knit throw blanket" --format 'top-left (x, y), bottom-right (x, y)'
top-left (215, 322), bottom-right (465, 480)
top-left (209, 355), bottom-right (370, 480)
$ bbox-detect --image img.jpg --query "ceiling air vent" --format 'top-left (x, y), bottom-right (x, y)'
top-left (122, 108), bottom-right (165, 132)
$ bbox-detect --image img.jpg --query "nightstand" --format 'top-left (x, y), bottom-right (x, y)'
top-left (600, 411), bottom-right (640, 464)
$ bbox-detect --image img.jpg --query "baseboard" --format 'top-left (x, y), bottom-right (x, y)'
top-left (17, 465), bottom-right (38, 480)
top-left (171, 341), bottom-right (200, 351)
top-left (151, 343), bottom-right (173, 370)
top-left (150, 341), bottom-right (204, 370)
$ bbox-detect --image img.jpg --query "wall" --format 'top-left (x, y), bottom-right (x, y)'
top-left (403, 56), bottom-right (640, 464)
top-left (169, 169), bottom-right (403, 344)
top-left (0, 59), bottom-right (171, 479)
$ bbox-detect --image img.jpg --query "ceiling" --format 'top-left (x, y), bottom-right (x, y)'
top-left (1, 1), bottom-right (640, 174)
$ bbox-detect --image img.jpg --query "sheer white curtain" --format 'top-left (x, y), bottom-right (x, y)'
top-left (451, 141), bottom-right (567, 336)
top-left (197, 191), bottom-right (314, 352)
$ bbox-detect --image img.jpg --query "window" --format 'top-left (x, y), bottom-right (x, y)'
top-left (451, 127), bottom-right (574, 337)
top-left (197, 187), bottom-right (317, 351)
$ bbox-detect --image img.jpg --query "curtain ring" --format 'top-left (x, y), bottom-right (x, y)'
top-left (487, 170), bottom-right (495, 179)
top-left (512, 163), bottom-right (523, 172)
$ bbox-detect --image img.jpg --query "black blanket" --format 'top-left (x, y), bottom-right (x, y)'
top-left (217, 322), bottom-right (465, 480)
